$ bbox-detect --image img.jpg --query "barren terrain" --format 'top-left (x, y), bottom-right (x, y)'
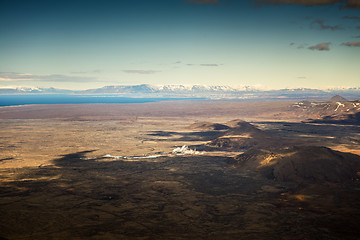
top-left (0, 100), bottom-right (360, 239)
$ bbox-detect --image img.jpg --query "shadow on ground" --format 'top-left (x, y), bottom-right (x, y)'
top-left (308, 112), bottom-right (360, 125)
top-left (147, 130), bottom-right (223, 142)
top-left (1, 151), bottom-right (360, 239)
top-left (254, 121), bottom-right (360, 147)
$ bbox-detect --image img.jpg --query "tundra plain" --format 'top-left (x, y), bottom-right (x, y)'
top-left (0, 100), bottom-right (360, 240)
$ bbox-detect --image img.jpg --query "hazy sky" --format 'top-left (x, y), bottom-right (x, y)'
top-left (0, 0), bottom-right (359, 90)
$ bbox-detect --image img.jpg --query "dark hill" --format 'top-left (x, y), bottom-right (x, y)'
top-left (329, 95), bottom-right (348, 102)
top-left (188, 122), bottom-right (230, 131)
top-left (226, 119), bottom-right (257, 128)
top-left (224, 119), bottom-right (269, 136)
top-left (207, 120), bottom-right (286, 150)
top-left (234, 146), bottom-right (360, 183)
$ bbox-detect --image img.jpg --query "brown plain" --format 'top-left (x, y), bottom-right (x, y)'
top-left (0, 100), bottom-right (360, 240)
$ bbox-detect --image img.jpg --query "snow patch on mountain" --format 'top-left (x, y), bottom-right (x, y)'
top-left (1, 84), bottom-right (360, 101)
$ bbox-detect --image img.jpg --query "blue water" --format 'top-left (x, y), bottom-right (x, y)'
top-left (0, 95), bottom-right (193, 107)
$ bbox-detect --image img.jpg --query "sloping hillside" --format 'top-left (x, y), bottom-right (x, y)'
top-left (189, 122), bottom-right (230, 131)
top-left (187, 119), bottom-right (287, 150)
top-left (234, 146), bottom-right (360, 183)
top-left (290, 97), bottom-right (360, 123)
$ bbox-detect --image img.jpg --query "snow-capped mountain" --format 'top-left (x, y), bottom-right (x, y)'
top-left (79, 85), bottom-right (360, 100)
top-left (80, 84), bottom-right (259, 96)
top-left (1, 84), bottom-right (359, 101)
top-left (0, 87), bottom-right (72, 94)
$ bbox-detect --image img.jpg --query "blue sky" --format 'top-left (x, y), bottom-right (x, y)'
top-left (0, 0), bottom-right (359, 90)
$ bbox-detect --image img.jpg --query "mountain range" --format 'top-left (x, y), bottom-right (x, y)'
top-left (1, 84), bottom-right (360, 100)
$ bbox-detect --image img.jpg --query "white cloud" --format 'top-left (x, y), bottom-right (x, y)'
top-left (122, 70), bottom-right (161, 74)
top-left (0, 72), bottom-right (97, 82)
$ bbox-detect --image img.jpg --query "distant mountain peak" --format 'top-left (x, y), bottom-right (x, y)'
top-left (329, 95), bottom-right (348, 102)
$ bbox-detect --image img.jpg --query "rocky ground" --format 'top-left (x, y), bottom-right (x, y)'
top-left (0, 100), bottom-right (360, 239)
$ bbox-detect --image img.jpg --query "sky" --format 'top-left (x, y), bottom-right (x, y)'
top-left (0, 0), bottom-right (359, 90)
